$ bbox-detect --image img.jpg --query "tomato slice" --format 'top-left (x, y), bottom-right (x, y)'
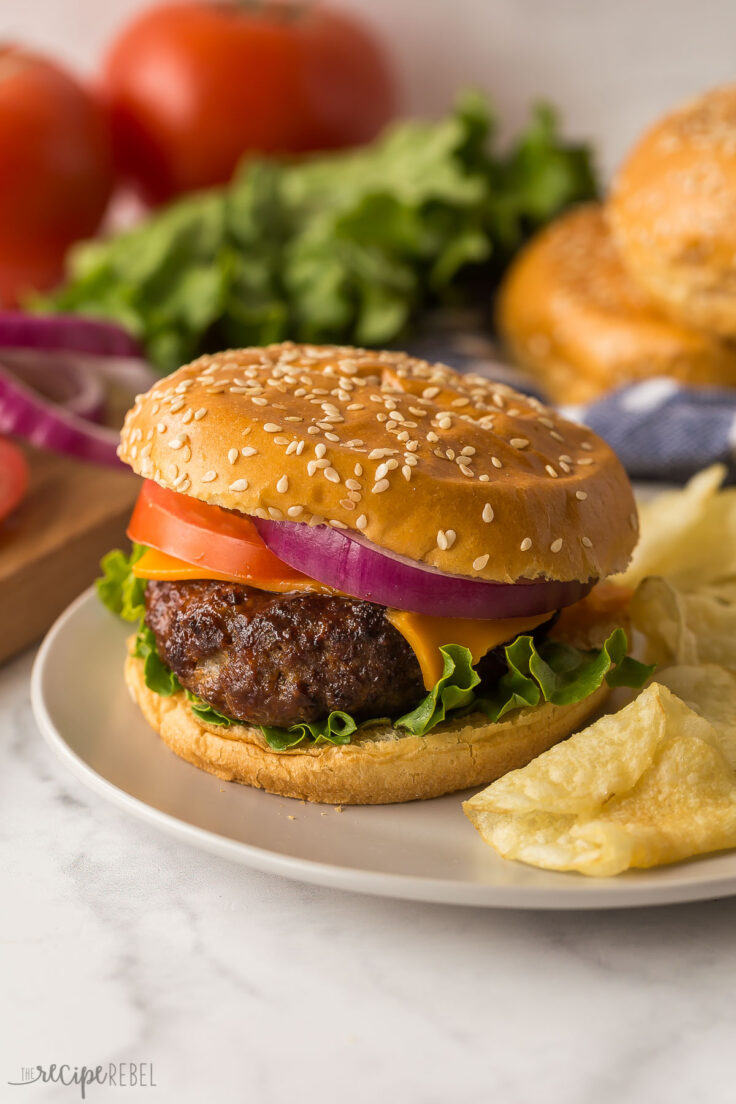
top-left (127, 480), bottom-right (316, 588)
top-left (0, 437), bottom-right (29, 523)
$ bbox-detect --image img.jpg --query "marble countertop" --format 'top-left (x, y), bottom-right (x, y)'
top-left (4, 644), bottom-right (736, 1104)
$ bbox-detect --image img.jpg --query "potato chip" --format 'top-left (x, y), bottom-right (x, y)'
top-left (616, 465), bottom-right (736, 591)
top-left (656, 665), bottom-right (736, 768)
top-left (464, 683), bottom-right (736, 876)
top-left (631, 576), bottom-right (736, 668)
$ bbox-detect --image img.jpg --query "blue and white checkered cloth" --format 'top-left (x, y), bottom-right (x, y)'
top-left (406, 313), bottom-right (736, 484)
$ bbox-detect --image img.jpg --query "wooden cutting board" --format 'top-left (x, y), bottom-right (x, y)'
top-left (0, 443), bottom-right (139, 664)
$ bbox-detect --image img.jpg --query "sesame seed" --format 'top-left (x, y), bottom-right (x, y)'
top-left (276, 475), bottom-right (289, 493)
top-left (268, 507), bottom-right (283, 520)
top-left (437, 530), bottom-right (448, 550)
top-left (356, 514), bottom-right (368, 530)
top-left (201, 470), bottom-right (217, 483)
top-left (228, 449), bottom-right (239, 464)
top-left (510, 438), bottom-right (529, 449)
top-left (287, 505), bottom-right (303, 517)
top-left (479, 474), bottom-right (490, 482)
top-left (550, 431), bottom-right (564, 443)
top-left (580, 441), bottom-right (593, 451)
top-left (329, 519), bottom-right (347, 529)
top-left (167, 436), bottom-right (185, 450)
top-left (576, 490), bottom-right (588, 500)
top-left (459, 465), bottom-right (473, 477)
top-left (307, 461), bottom-right (319, 477)
top-left (482, 504), bottom-right (494, 523)
top-left (402, 466), bottom-right (412, 480)
top-left (274, 436), bottom-right (290, 446)
top-left (354, 463), bottom-right (363, 477)
top-left (229, 479), bottom-right (249, 491)
top-left (427, 431), bottom-right (439, 443)
top-left (578, 458), bottom-right (594, 466)
top-left (345, 479), bottom-right (361, 491)
top-left (325, 432), bottom-right (340, 443)
top-left (241, 447), bottom-right (258, 457)
top-left (324, 467), bottom-right (340, 483)
top-left (372, 479), bottom-right (390, 494)
top-left (473, 554), bottom-right (489, 571)
top-left (581, 536), bottom-right (593, 548)
top-left (445, 529), bottom-right (456, 548)
top-left (550, 538), bottom-right (563, 553)
top-left (437, 416), bottom-right (452, 429)
top-left (263, 423), bottom-right (281, 432)
top-left (251, 397), bottom-right (268, 406)
top-left (520, 538), bottom-right (532, 552)
top-left (285, 441), bottom-right (298, 455)
top-left (545, 464), bottom-right (558, 478)
top-left (491, 456), bottom-right (502, 468)
top-left (422, 386), bottom-right (440, 399)
top-left (315, 443), bottom-right (327, 458)
top-left (403, 454), bottom-right (417, 466)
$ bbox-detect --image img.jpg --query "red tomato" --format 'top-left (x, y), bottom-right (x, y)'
top-left (103, 1), bottom-right (397, 202)
top-left (0, 438), bottom-right (29, 523)
top-left (0, 47), bottom-right (114, 305)
top-left (127, 479), bottom-right (312, 586)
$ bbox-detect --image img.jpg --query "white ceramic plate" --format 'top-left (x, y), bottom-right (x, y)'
top-left (32, 588), bottom-right (736, 910)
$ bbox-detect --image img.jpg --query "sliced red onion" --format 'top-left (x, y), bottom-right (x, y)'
top-left (254, 518), bottom-right (594, 619)
top-left (0, 311), bottom-right (143, 358)
top-left (0, 312), bottom-right (155, 466)
top-left (0, 349), bottom-right (105, 421)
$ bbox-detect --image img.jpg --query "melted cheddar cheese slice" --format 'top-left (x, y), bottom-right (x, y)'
top-left (132, 547), bottom-right (331, 593)
top-left (386, 610), bottom-right (550, 689)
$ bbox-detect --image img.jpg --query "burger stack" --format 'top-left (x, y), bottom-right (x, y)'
top-left (497, 85), bottom-right (736, 403)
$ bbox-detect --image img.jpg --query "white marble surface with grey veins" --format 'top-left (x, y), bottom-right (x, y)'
top-left (2, 644), bottom-right (736, 1103)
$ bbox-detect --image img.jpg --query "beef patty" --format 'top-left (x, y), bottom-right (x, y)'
top-left (144, 580), bottom-right (556, 728)
top-left (145, 580), bottom-right (426, 727)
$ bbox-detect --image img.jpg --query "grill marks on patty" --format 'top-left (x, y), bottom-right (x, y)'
top-left (144, 580), bottom-right (426, 728)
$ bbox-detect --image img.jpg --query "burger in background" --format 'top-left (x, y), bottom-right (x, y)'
top-left (496, 204), bottom-right (736, 404)
top-left (497, 84), bottom-right (736, 403)
top-left (100, 343), bottom-right (652, 805)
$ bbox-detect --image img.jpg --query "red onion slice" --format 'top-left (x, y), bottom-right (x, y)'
top-left (254, 518), bottom-right (594, 619)
top-left (0, 312), bottom-right (155, 466)
top-left (0, 311), bottom-right (143, 358)
top-left (0, 349), bottom-right (105, 421)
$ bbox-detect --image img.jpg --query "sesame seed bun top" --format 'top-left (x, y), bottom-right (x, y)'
top-left (496, 203), bottom-right (736, 403)
top-left (118, 343), bottom-right (638, 584)
top-left (610, 84), bottom-right (736, 337)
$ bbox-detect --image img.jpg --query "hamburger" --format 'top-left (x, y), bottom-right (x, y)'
top-left (101, 343), bottom-right (651, 804)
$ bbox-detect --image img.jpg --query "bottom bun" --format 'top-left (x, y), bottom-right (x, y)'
top-left (125, 650), bottom-right (610, 805)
